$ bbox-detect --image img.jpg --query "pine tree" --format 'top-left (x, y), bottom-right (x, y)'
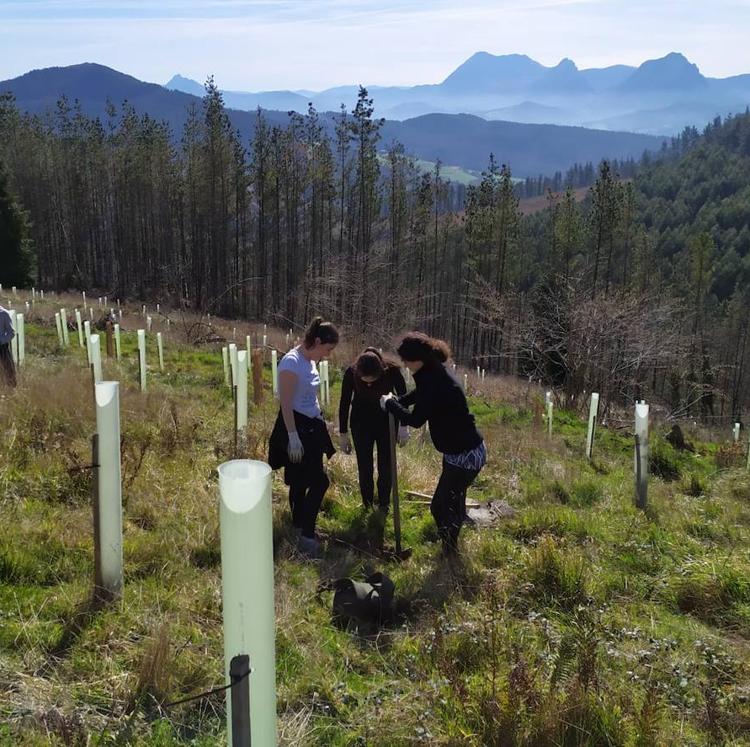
top-left (0, 158), bottom-right (33, 287)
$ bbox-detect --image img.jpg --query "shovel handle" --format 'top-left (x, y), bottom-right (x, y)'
top-left (388, 412), bottom-right (402, 555)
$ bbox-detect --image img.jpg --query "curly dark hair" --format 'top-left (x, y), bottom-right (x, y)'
top-left (396, 332), bottom-right (451, 365)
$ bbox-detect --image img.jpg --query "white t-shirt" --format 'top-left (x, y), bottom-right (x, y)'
top-left (278, 346), bottom-right (321, 419)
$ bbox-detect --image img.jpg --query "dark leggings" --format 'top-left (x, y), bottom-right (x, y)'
top-left (287, 449), bottom-right (330, 539)
top-left (431, 461), bottom-right (480, 549)
top-left (352, 418), bottom-right (392, 508)
top-left (0, 344), bottom-right (16, 387)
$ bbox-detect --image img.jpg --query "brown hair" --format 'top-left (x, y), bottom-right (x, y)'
top-left (303, 316), bottom-right (339, 347)
top-left (354, 348), bottom-right (385, 379)
top-left (396, 332), bottom-right (451, 366)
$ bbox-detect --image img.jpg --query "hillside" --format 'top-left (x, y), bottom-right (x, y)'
top-left (2, 294), bottom-right (750, 745)
top-left (1, 63), bottom-right (665, 178)
top-left (632, 112), bottom-right (750, 301)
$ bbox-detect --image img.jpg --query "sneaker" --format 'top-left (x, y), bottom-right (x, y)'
top-left (297, 535), bottom-right (321, 559)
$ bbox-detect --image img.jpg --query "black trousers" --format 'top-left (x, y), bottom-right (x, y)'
top-left (431, 461), bottom-right (480, 549)
top-left (287, 445), bottom-right (330, 539)
top-left (268, 410), bottom-right (335, 540)
top-left (352, 416), bottom-right (392, 508)
top-left (0, 343), bottom-right (16, 387)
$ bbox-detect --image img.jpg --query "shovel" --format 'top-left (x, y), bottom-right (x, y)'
top-left (387, 413), bottom-right (412, 561)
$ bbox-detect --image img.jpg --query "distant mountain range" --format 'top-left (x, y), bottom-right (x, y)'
top-left (1, 63), bottom-right (666, 179)
top-left (165, 52), bottom-right (750, 136)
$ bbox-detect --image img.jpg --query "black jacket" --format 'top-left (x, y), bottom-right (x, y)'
top-left (268, 410), bottom-right (335, 485)
top-left (385, 363), bottom-right (482, 455)
top-left (338, 364), bottom-right (407, 433)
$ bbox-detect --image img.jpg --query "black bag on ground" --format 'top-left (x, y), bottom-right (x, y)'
top-left (332, 572), bottom-right (395, 628)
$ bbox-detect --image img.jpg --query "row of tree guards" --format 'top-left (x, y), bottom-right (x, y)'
top-left (9, 291), bottom-right (750, 744)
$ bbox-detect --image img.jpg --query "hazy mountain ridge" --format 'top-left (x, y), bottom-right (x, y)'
top-left (1, 63), bottom-right (665, 179)
top-left (165, 51), bottom-right (750, 135)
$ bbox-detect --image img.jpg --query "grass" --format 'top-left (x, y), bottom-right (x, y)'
top-left (1, 293), bottom-right (750, 745)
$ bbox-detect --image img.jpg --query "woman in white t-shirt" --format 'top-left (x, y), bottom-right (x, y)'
top-left (268, 317), bottom-right (339, 558)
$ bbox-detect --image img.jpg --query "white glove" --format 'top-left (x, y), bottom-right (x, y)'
top-left (339, 432), bottom-right (352, 454)
top-left (397, 425), bottom-right (410, 447)
top-left (287, 431), bottom-right (304, 463)
top-left (380, 393), bottom-right (394, 411)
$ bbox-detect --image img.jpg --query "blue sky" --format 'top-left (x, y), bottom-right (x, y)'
top-left (2, 0), bottom-right (749, 90)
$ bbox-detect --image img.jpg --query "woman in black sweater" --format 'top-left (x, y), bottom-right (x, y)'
top-left (381, 332), bottom-right (486, 555)
top-left (339, 348), bottom-right (408, 511)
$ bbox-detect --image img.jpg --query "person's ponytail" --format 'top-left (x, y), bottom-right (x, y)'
top-left (304, 317), bottom-right (339, 347)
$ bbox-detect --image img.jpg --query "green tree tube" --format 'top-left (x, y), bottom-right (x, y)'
top-left (218, 459), bottom-right (277, 746)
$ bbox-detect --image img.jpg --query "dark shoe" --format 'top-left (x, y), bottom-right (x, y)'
top-left (441, 538), bottom-right (459, 558)
top-left (377, 503), bottom-right (390, 516)
top-left (297, 535), bottom-right (321, 559)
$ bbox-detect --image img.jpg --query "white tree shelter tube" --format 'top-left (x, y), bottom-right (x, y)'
top-left (95, 381), bottom-right (123, 598)
top-left (634, 402), bottom-right (649, 508)
top-left (586, 392), bottom-right (599, 460)
top-left (137, 329), bottom-right (147, 392)
top-left (84, 320), bottom-right (92, 364)
top-left (8, 311), bottom-right (17, 364)
top-left (61, 308), bottom-right (70, 346)
top-left (229, 343), bottom-right (238, 390)
top-left (236, 351), bottom-right (248, 432)
top-left (733, 422), bottom-right (740, 443)
top-left (222, 346), bottom-right (230, 387)
top-left (16, 313), bottom-right (25, 365)
top-left (75, 309), bottom-right (84, 347)
top-left (246, 336), bottom-right (252, 371)
top-left (54, 312), bottom-right (64, 348)
top-left (218, 460), bottom-right (277, 747)
top-left (114, 323), bottom-right (121, 361)
top-left (157, 332), bottom-right (164, 372)
top-left (90, 334), bottom-right (103, 383)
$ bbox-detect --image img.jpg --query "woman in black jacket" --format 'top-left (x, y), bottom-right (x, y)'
top-left (339, 348), bottom-right (408, 511)
top-left (381, 332), bottom-right (486, 556)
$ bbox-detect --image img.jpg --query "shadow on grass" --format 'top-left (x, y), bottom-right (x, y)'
top-left (35, 591), bottom-right (110, 676)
